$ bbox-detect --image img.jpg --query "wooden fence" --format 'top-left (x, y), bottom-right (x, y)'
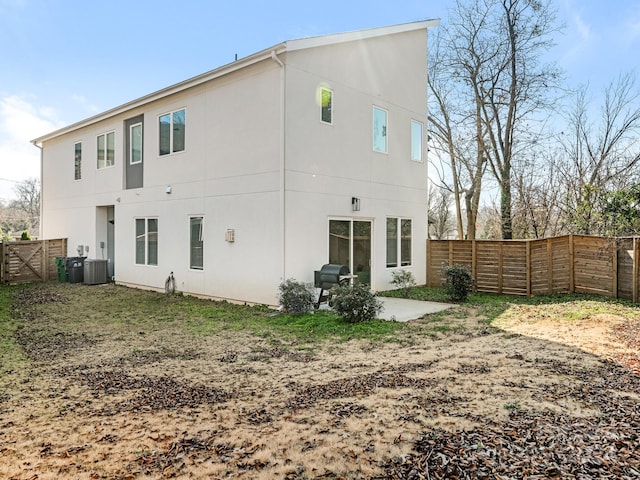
top-left (1, 239), bottom-right (68, 284)
top-left (427, 235), bottom-right (640, 303)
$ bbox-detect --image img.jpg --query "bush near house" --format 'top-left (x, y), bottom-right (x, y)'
top-left (278, 278), bottom-right (316, 315)
top-left (390, 270), bottom-right (416, 298)
top-left (330, 283), bottom-right (383, 323)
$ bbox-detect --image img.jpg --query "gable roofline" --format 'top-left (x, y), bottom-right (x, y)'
top-left (32, 19), bottom-right (439, 145)
top-left (286, 19), bottom-right (440, 52)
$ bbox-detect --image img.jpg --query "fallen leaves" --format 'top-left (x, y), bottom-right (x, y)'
top-left (378, 409), bottom-right (640, 479)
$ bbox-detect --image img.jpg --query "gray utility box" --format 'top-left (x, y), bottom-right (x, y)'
top-left (84, 259), bottom-right (108, 285)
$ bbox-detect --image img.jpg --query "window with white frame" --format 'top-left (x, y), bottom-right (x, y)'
top-left (373, 106), bottom-right (388, 153)
top-left (411, 120), bottom-right (423, 162)
top-left (386, 217), bottom-right (412, 267)
top-left (190, 216), bottom-right (204, 270)
top-left (320, 87), bottom-right (333, 124)
top-left (74, 142), bottom-right (82, 180)
top-left (135, 218), bottom-right (158, 266)
top-left (130, 122), bottom-right (143, 164)
top-left (97, 131), bottom-right (115, 169)
top-left (159, 108), bottom-right (186, 156)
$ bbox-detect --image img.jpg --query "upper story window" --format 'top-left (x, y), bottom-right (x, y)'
top-left (320, 87), bottom-right (333, 124)
top-left (74, 142), bottom-right (82, 180)
top-left (97, 131), bottom-right (115, 169)
top-left (373, 106), bottom-right (388, 153)
top-left (130, 122), bottom-right (143, 165)
top-left (411, 120), bottom-right (423, 162)
top-left (159, 108), bottom-right (186, 156)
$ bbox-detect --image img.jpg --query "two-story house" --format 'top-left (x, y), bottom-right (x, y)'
top-left (32, 20), bottom-right (439, 305)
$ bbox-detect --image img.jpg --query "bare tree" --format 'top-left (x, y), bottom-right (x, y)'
top-left (558, 73), bottom-right (640, 234)
top-left (428, 6), bottom-right (490, 240)
top-left (511, 145), bottom-right (567, 238)
top-left (10, 178), bottom-right (40, 234)
top-left (431, 0), bottom-right (562, 239)
top-left (428, 184), bottom-right (455, 239)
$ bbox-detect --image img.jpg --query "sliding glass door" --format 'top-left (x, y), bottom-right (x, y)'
top-left (329, 219), bottom-right (372, 285)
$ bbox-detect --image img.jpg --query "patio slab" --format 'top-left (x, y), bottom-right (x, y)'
top-left (377, 297), bottom-right (456, 322)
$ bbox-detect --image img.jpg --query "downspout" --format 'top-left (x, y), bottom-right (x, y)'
top-left (31, 140), bottom-right (43, 240)
top-left (271, 50), bottom-right (286, 282)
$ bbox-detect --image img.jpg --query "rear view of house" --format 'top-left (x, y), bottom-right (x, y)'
top-left (33, 20), bottom-right (439, 305)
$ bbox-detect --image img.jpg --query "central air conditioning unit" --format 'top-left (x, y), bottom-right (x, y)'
top-left (84, 259), bottom-right (108, 285)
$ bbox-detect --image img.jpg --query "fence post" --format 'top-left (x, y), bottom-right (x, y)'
top-left (498, 242), bottom-right (504, 294)
top-left (0, 241), bottom-right (4, 284)
top-left (569, 235), bottom-right (575, 293)
top-left (634, 238), bottom-right (639, 304)
top-left (42, 240), bottom-right (49, 281)
top-left (547, 238), bottom-right (553, 294)
top-left (472, 239), bottom-right (477, 281)
top-left (448, 240), bottom-right (454, 266)
top-left (526, 240), bottom-right (532, 297)
top-left (612, 239), bottom-right (618, 299)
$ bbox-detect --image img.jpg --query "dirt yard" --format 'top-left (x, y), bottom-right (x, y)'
top-left (1, 283), bottom-right (639, 479)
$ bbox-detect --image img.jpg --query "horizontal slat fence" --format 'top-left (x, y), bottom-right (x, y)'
top-left (427, 235), bottom-right (640, 303)
top-left (1, 238), bottom-right (67, 284)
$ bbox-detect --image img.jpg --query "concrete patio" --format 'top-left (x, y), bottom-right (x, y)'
top-left (377, 297), bottom-right (456, 322)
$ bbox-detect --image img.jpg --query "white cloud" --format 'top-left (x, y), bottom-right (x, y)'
top-left (0, 95), bottom-right (61, 200)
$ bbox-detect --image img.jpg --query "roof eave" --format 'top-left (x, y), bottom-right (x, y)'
top-left (285, 19), bottom-right (440, 52)
top-left (31, 42), bottom-right (287, 145)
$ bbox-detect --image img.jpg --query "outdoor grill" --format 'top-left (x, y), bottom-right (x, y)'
top-left (314, 264), bottom-right (351, 308)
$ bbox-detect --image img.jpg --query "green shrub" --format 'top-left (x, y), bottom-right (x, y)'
top-left (442, 264), bottom-right (474, 302)
top-left (21, 231), bottom-right (31, 241)
top-left (330, 283), bottom-right (383, 323)
top-left (390, 270), bottom-right (416, 298)
top-left (278, 278), bottom-right (316, 315)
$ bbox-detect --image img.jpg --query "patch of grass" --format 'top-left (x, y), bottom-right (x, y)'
top-left (503, 401), bottom-right (521, 410)
top-left (379, 286), bottom-right (452, 303)
top-left (383, 286), bottom-right (639, 330)
top-left (191, 308), bottom-right (406, 343)
top-left (32, 283), bottom-right (405, 344)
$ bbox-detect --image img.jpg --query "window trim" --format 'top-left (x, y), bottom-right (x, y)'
top-left (96, 131), bottom-right (115, 169)
top-left (372, 106), bottom-right (388, 154)
top-left (411, 120), bottom-right (423, 162)
top-left (135, 217), bottom-right (158, 267)
top-left (129, 122), bottom-right (143, 165)
top-left (158, 108), bottom-right (186, 156)
top-left (320, 87), bottom-right (333, 125)
top-left (189, 216), bottom-right (204, 271)
top-left (386, 217), bottom-right (412, 268)
top-left (74, 141), bottom-right (82, 180)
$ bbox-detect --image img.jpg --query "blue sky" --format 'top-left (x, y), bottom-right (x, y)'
top-left (0, 0), bottom-right (638, 201)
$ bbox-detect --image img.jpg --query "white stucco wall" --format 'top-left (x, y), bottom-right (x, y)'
top-left (282, 28), bottom-right (429, 291)
top-left (40, 24), bottom-right (431, 305)
top-left (42, 61), bottom-right (285, 305)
